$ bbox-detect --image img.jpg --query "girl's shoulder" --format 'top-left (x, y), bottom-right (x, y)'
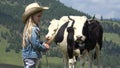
top-left (32, 25), bottom-right (40, 33)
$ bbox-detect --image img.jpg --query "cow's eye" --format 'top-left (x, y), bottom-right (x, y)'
top-left (54, 29), bottom-right (57, 32)
top-left (54, 29), bottom-right (56, 31)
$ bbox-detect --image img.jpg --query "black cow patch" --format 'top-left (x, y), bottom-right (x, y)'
top-left (67, 26), bottom-right (75, 58)
top-left (54, 21), bottom-right (69, 44)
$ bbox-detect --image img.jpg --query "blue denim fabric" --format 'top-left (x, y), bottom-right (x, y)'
top-left (22, 26), bottom-right (47, 59)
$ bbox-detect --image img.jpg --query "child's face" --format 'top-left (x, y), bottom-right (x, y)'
top-left (33, 12), bottom-right (42, 24)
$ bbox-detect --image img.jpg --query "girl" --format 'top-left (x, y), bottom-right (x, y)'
top-left (22, 2), bottom-right (49, 68)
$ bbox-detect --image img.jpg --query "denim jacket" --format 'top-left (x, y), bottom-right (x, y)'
top-left (22, 25), bottom-right (47, 59)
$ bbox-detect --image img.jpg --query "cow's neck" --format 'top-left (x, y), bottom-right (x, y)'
top-left (54, 21), bottom-right (69, 44)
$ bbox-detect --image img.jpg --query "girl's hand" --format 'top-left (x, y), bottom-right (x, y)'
top-left (44, 43), bottom-right (50, 49)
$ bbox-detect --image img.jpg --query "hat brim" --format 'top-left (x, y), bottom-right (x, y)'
top-left (22, 7), bottom-right (48, 23)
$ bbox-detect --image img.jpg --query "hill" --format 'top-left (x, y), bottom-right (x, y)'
top-left (0, 0), bottom-right (120, 68)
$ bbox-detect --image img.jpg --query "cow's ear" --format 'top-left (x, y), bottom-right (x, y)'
top-left (86, 20), bottom-right (91, 24)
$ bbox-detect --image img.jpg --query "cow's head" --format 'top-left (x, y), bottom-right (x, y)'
top-left (46, 19), bottom-right (59, 40)
top-left (82, 18), bottom-right (102, 41)
top-left (46, 16), bottom-right (70, 40)
top-left (69, 16), bottom-right (87, 43)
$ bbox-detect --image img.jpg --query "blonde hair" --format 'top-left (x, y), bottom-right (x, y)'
top-left (22, 17), bottom-right (36, 48)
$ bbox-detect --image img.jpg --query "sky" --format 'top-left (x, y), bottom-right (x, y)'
top-left (59, 0), bottom-right (120, 19)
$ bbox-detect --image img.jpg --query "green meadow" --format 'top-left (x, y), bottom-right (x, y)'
top-left (104, 33), bottom-right (120, 45)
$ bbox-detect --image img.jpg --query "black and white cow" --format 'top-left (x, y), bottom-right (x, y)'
top-left (46, 16), bottom-right (103, 68)
top-left (46, 16), bottom-right (87, 68)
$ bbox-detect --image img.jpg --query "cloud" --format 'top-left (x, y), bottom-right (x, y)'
top-left (60, 0), bottom-right (120, 18)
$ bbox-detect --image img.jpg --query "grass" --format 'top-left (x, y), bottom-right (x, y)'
top-left (0, 40), bottom-right (62, 67)
top-left (0, 64), bottom-right (22, 68)
top-left (0, 25), bottom-right (23, 66)
top-left (103, 33), bottom-right (120, 45)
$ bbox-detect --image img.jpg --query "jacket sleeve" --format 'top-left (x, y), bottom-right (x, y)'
top-left (30, 27), bottom-right (47, 52)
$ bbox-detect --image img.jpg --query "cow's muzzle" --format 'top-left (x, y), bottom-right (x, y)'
top-left (76, 35), bottom-right (86, 42)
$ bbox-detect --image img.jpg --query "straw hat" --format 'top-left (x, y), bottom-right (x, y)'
top-left (22, 2), bottom-right (49, 23)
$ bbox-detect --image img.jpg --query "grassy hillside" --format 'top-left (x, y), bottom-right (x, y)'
top-left (104, 33), bottom-right (120, 45)
top-left (102, 20), bottom-right (120, 27)
top-left (0, 25), bottom-right (22, 66)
